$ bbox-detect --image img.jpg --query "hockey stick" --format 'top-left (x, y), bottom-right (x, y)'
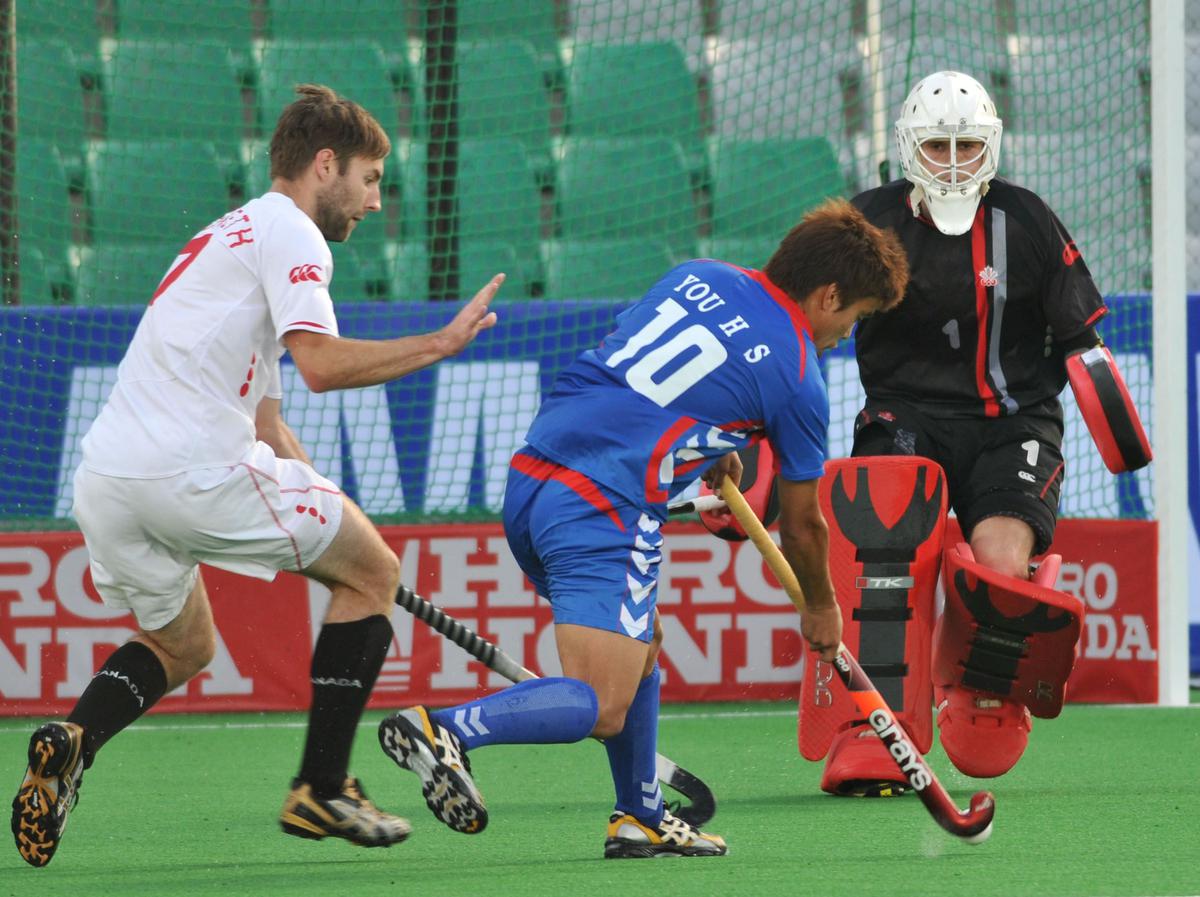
top-left (720, 476), bottom-right (996, 844)
top-left (392, 584), bottom-right (718, 827)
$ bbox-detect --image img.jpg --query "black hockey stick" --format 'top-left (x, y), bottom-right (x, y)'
top-left (392, 584), bottom-right (718, 826)
top-left (722, 476), bottom-right (995, 843)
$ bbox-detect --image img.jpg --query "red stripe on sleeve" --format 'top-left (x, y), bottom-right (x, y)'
top-left (970, 206), bottom-right (1000, 418)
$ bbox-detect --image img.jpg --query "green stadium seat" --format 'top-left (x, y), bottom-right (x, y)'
top-left (258, 39), bottom-right (404, 138)
top-left (556, 137), bottom-right (697, 257)
top-left (10, 245), bottom-right (63, 307)
top-left (265, 0), bottom-right (410, 51)
top-left (565, 42), bottom-right (704, 174)
top-left (709, 137), bottom-right (845, 238)
top-left (75, 242), bottom-right (183, 306)
top-left (459, 241), bottom-right (532, 300)
top-left (699, 236), bottom-right (781, 271)
top-left (386, 241), bottom-right (432, 300)
top-left (17, 1), bottom-right (101, 78)
top-left (569, 1), bottom-right (707, 72)
top-left (104, 41), bottom-right (246, 163)
top-left (397, 139), bottom-right (429, 241)
top-left (456, 139), bottom-right (541, 279)
top-left (542, 238), bottom-right (676, 300)
top-left (15, 139), bottom-right (75, 278)
top-left (330, 243), bottom-right (391, 302)
top-left (115, 0), bottom-right (256, 73)
top-left (716, 1), bottom-right (853, 38)
top-left (88, 140), bottom-right (235, 245)
top-left (433, 0), bottom-right (560, 81)
top-left (16, 40), bottom-right (90, 181)
top-left (454, 41), bottom-right (552, 179)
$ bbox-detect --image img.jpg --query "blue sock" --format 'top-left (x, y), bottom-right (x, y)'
top-left (428, 677), bottom-right (598, 751)
top-left (605, 664), bottom-right (663, 827)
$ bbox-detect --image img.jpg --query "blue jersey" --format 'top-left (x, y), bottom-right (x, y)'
top-left (522, 259), bottom-right (829, 512)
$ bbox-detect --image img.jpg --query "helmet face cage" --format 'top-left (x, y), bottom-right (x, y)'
top-left (895, 71), bottom-right (1003, 234)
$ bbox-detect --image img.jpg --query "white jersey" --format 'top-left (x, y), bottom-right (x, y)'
top-left (82, 192), bottom-right (340, 477)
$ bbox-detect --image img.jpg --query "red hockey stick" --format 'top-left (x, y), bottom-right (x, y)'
top-left (721, 476), bottom-right (995, 843)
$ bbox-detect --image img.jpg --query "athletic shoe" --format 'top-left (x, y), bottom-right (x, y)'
top-left (378, 706), bottom-right (487, 834)
top-left (11, 721), bottom-right (85, 867)
top-left (604, 809), bottom-right (728, 858)
top-left (280, 777), bottom-right (412, 847)
top-left (820, 722), bottom-right (911, 797)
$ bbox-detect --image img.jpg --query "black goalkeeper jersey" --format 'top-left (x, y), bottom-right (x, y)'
top-left (852, 178), bottom-right (1107, 419)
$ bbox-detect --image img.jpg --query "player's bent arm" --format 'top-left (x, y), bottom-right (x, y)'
top-left (255, 396), bottom-right (313, 465)
top-left (776, 476), bottom-right (843, 660)
top-left (285, 275), bottom-right (503, 393)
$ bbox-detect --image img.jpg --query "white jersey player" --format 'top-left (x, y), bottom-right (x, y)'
top-left (13, 84), bottom-right (502, 868)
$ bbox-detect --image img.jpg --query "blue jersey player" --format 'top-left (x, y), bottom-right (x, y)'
top-left (379, 199), bottom-right (909, 857)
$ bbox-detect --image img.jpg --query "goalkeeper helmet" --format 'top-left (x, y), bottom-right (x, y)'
top-left (895, 71), bottom-right (1002, 236)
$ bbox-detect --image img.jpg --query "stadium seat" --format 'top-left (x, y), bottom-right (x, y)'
top-left (879, 0), bottom-right (1005, 38)
top-left (1003, 133), bottom-right (1147, 236)
top-left (15, 139), bottom-right (75, 280)
top-left (541, 238), bottom-right (677, 300)
top-left (258, 39), bottom-right (403, 139)
top-left (1012, 0), bottom-right (1147, 34)
top-left (74, 242), bottom-right (185, 306)
top-left (709, 37), bottom-right (862, 139)
top-left (330, 243), bottom-right (392, 302)
top-left (716, 0), bottom-right (852, 40)
top-left (10, 246), bottom-right (63, 307)
top-left (454, 41), bottom-right (553, 179)
top-left (386, 241), bottom-right (432, 300)
top-left (88, 140), bottom-right (235, 246)
top-left (456, 139), bottom-right (542, 288)
top-left (17, 0), bottom-right (101, 78)
top-left (1068, 227), bottom-right (1151, 297)
top-left (556, 137), bottom-right (697, 257)
top-left (115, 0), bottom-right (256, 72)
top-left (700, 236), bottom-right (781, 271)
top-left (1008, 35), bottom-right (1148, 135)
top-left (443, 0), bottom-right (561, 81)
top-left (565, 42), bottom-right (705, 175)
top-left (709, 137), bottom-right (845, 238)
top-left (879, 38), bottom-right (1011, 128)
top-left (16, 40), bottom-right (90, 181)
top-left (396, 139), bottom-right (430, 241)
top-left (104, 41), bottom-right (247, 163)
top-left (460, 241), bottom-right (533, 300)
top-left (265, 0), bottom-right (410, 49)
top-left (569, 1), bottom-right (707, 71)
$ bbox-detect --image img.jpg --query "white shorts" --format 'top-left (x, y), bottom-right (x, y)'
top-left (73, 441), bottom-right (344, 631)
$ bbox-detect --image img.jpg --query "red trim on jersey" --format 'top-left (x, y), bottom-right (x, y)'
top-left (1082, 306), bottom-right (1109, 328)
top-left (285, 321), bottom-right (332, 331)
top-left (645, 416), bottom-right (700, 504)
top-left (720, 419), bottom-right (764, 432)
top-left (510, 452), bottom-right (625, 531)
top-left (970, 205), bottom-right (1000, 418)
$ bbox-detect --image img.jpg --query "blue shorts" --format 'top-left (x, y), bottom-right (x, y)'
top-left (503, 449), bottom-right (662, 643)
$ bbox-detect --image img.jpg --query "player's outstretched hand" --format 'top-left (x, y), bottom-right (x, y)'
top-left (439, 274), bottom-right (503, 356)
top-left (801, 602), bottom-right (843, 662)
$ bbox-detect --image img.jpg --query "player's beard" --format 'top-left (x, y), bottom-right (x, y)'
top-left (313, 178), bottom-right (356, 243)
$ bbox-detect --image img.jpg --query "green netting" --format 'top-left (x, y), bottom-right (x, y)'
top-left (0, 0), bottom-right (1154, 526)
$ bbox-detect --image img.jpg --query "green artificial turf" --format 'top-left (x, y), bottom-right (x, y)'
top-left (1, 702), bottom-right (1197, 897)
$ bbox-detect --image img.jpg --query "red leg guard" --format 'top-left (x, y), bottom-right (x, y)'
top-left (798, 457), bottom-right (947, 795)
top-left (933, 543), bottom-right (1085, 778)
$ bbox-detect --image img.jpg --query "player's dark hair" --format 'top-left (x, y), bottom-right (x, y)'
top-left (764, 198), bottom-right (909, 311)
top-left (269, 84), bottom-right (391, 180)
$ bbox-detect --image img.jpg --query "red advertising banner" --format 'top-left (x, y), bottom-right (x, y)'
top-left (0, 518), bottom-right (1158, 717)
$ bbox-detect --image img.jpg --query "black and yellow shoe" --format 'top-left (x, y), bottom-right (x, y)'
top-left (604, 809), bottom-right (728, 858)
top-left (11, 721), bottom-right (85, 868)
top-left (280, 777), bottom-right (412, 847)
top-left (378, 706), bottom-right (487, 834)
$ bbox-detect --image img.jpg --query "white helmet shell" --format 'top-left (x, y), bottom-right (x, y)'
top-left (895, 71), bottom-right (1003, 235)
